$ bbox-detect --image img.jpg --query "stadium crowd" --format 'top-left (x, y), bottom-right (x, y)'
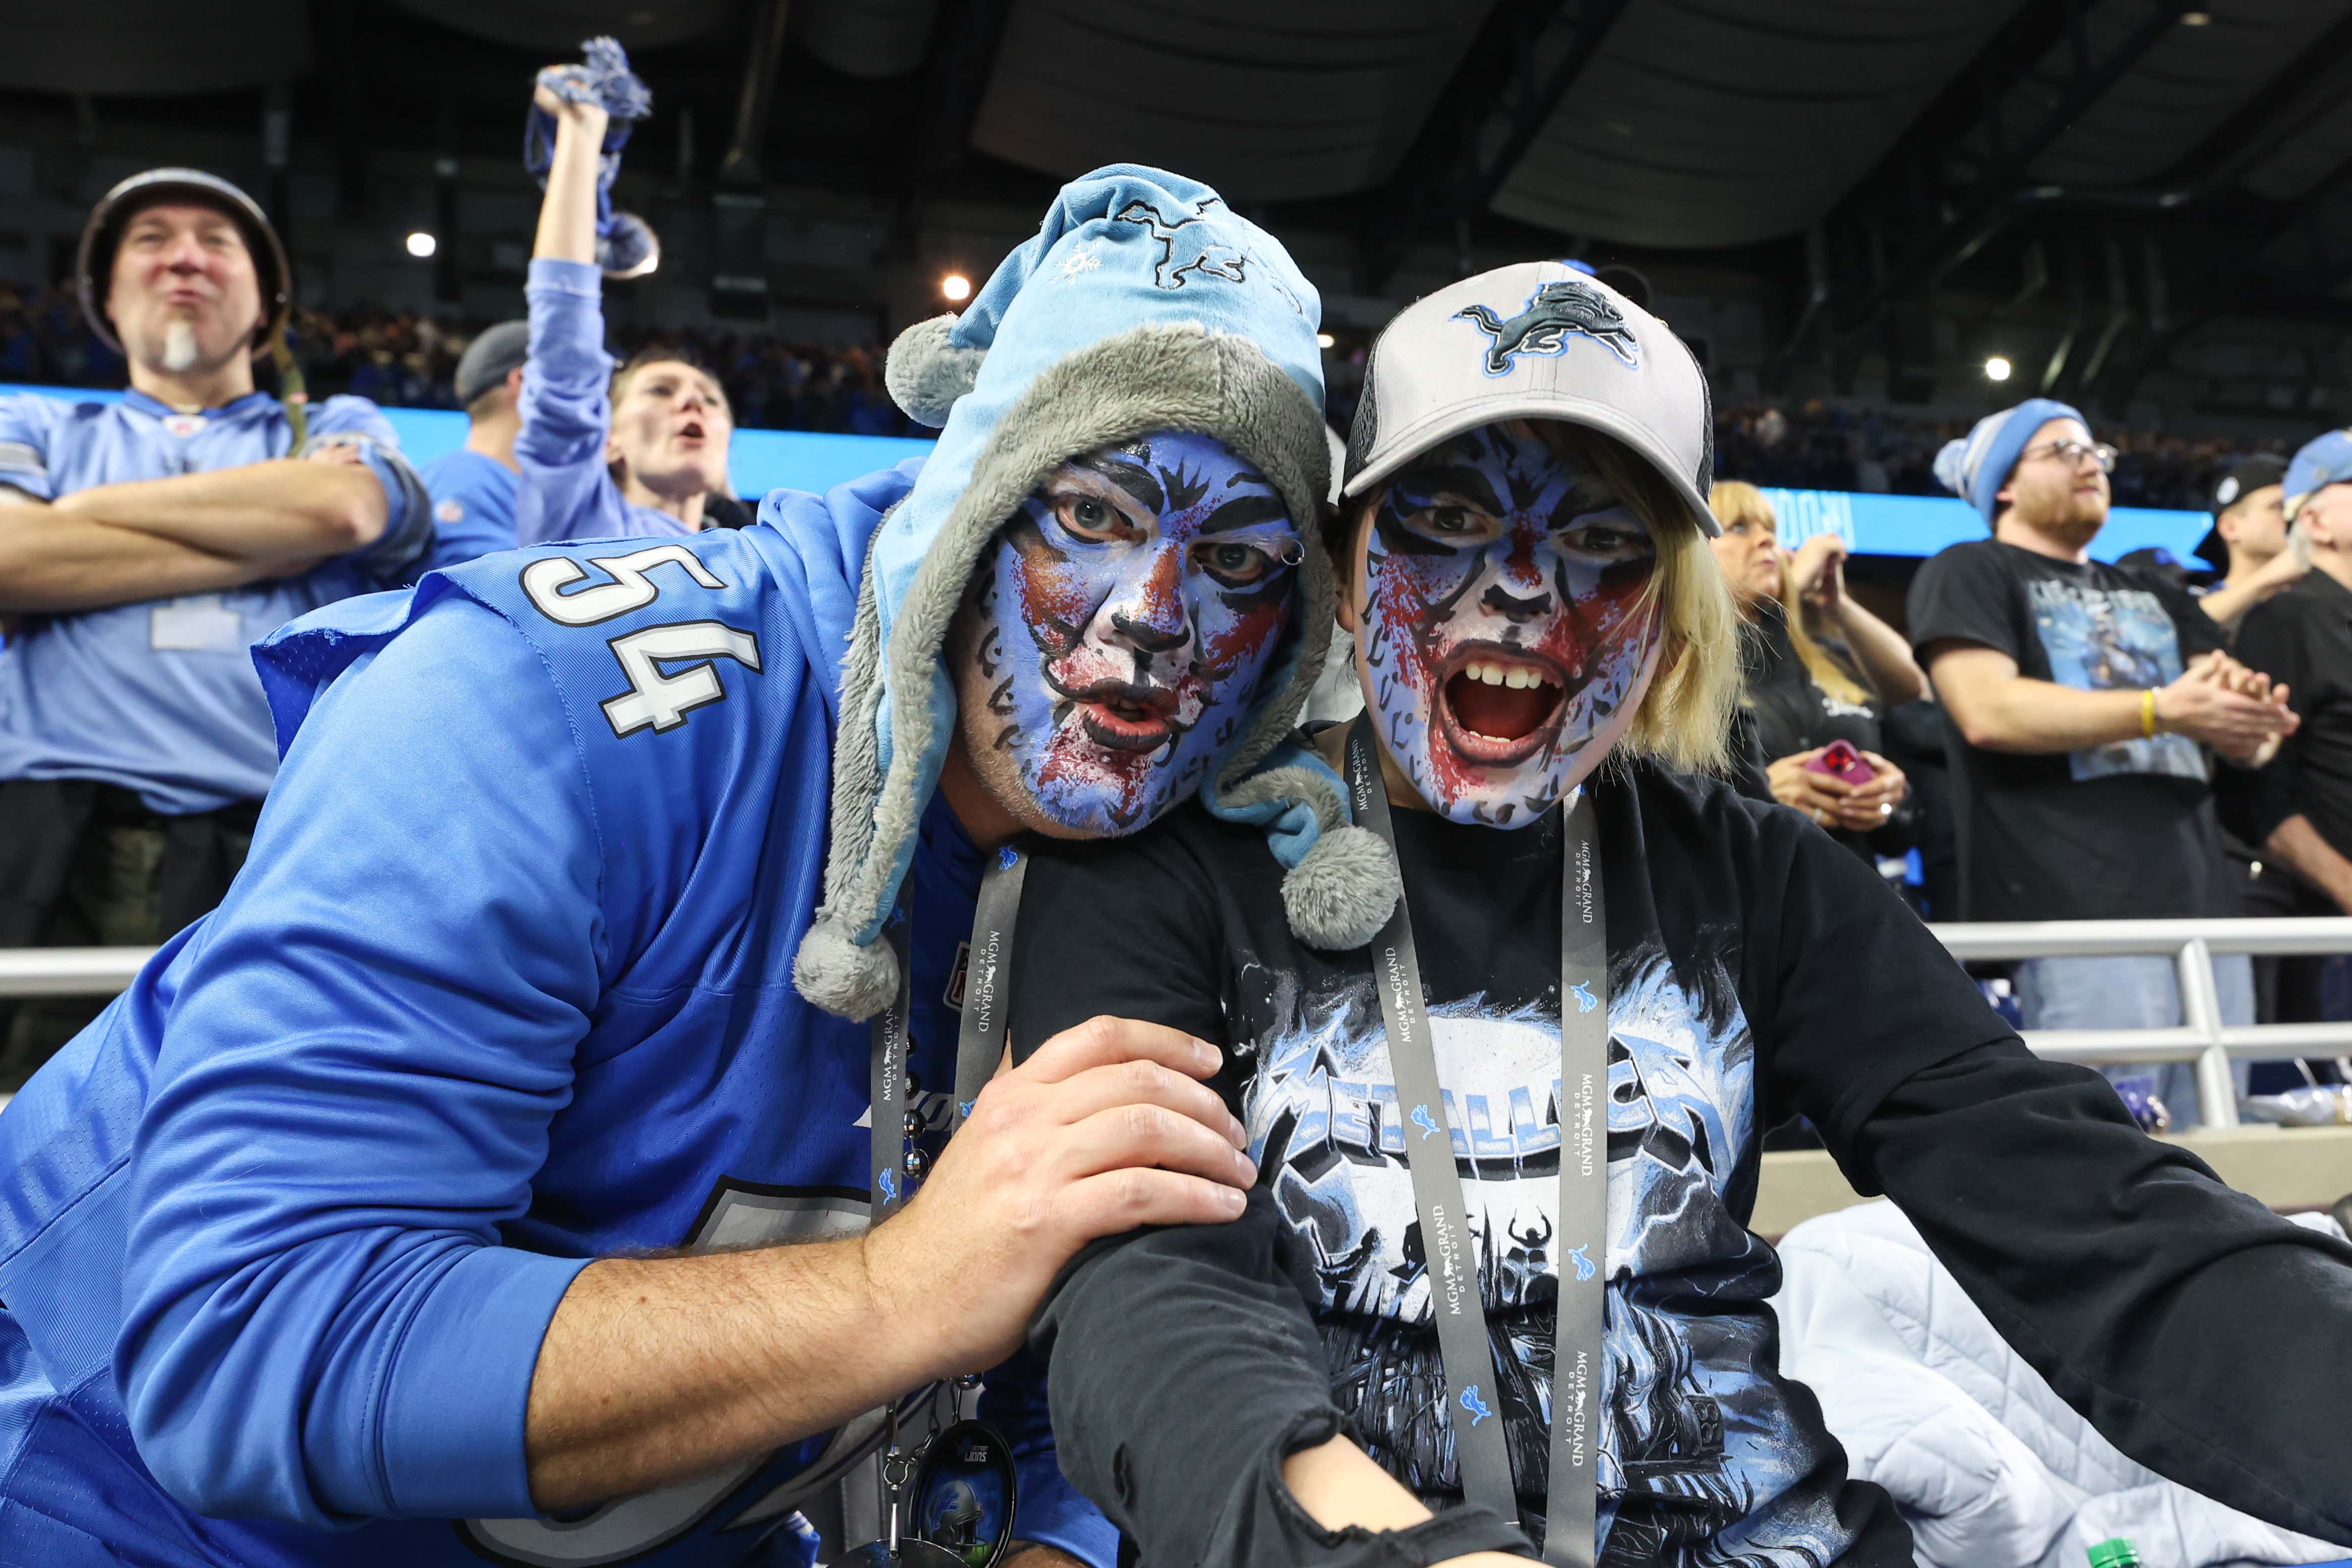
top-left (0, 276), bottom-right (925, 436)
top-left (0, 40), bottom-right (2348, 1567)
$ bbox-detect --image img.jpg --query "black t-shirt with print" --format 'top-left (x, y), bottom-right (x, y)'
top-left (1905, 538), bottom-right (2234, 921)
top-left (1010, 761), bottom-right (2352, 1566)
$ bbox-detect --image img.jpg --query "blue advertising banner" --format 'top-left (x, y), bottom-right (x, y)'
top-left (1754, 484), bottom-right (2209, 564)
top-left (0, 384), bottom-right (2212, 560)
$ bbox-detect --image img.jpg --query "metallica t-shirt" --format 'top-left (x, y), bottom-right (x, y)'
top-left (1010, 762), bottom-right (2352, 1566)
top-left (1906, 538), bottom-right (2236, 921)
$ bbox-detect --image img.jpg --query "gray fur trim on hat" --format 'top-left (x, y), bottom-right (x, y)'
top-left (886, 314), bottom-right (988, 428)
top-left (792, 321), bottom-right (1331, 1019)
top-left (1222, 762), bottom-right (1402, 950)
top-left (1285, 826), bottom-right (1398, 950)
top-left (791, 912), bottom-right (900, 1019)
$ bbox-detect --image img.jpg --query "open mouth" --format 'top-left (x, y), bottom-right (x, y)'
top-left (1065, 680), bottom-right (1180, 753)
top-left (1436, 645), bottom-right (1575, 766)
top-left (676, 418), bottom-right (707, 445)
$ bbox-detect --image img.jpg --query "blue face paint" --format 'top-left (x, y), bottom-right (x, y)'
top-left (1356, 421), bottom-right (1660, 827)
top-left (962, 430), bottom-right (1302, 834)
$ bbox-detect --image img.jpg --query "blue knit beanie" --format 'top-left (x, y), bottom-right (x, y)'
top-left (1932, 398), bottom-right (2086, 524)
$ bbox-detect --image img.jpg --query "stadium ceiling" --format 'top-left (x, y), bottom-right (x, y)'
top-left (10, 0), bottom-right (2352, 403)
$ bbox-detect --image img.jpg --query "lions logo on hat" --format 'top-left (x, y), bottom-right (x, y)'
top-left (1454, 278), bottom-right (1640, 375)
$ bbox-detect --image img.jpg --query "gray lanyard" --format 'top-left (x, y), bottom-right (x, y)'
top-left (1343, 716), bottom-right (1607, 1567)
top-left (869, 848), bottom-right (1031, 1220)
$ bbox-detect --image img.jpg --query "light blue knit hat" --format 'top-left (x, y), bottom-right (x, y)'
top-left (794, 165), bottom-right (1341, 1019)
top-left (1932, 398), bottom-right (2086, 524)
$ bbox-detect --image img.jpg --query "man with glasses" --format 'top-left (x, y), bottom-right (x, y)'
top-left (1907, 399), bottom-right (2296, 1125)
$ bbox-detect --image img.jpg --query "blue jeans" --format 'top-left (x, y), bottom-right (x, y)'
top-left (2014, 954), bottom-right (2254, 1128)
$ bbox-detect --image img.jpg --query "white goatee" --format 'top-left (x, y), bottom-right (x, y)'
top-left (160, 320), bottom-right (198, 373)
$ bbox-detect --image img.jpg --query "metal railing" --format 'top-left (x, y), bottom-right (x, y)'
top-left (10, 919), bottom-right (2352, 1130)
top-left (0, 947), bottom-right (156, 999)
top-left (1929, 917), bottom-right (2352, 1129)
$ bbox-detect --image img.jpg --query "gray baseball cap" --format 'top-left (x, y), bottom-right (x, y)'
top-left (1342, 260), bottom-right (1719, 536)
top-left (454, 320), bottom-right (530, 407)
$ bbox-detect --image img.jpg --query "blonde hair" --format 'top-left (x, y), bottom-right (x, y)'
top-left (1347, 422), bottom-right (1741, 774)
top-left (1707, 478), bottom-right (1871, 707)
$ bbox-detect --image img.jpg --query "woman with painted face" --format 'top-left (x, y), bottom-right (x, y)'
top-left (1707, 480), bottom-right (1920, 862)
top-left (512, 43), bottom-right (739, 546)
top-left (1006, 264), bottom-right (2352, 1568)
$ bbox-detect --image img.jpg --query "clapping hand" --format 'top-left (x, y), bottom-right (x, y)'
top-left (2165, 651), bottom-right (2296, 764)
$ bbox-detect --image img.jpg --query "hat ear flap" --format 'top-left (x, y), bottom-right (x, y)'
top-left (886, 314), bottom-right (987, 427)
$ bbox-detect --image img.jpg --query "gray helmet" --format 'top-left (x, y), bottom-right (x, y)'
top-left (77, 168), bottom-right (291, 354)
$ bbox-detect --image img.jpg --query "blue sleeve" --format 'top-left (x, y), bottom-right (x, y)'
top-left (417, 457), bottom-right (520, 578)
top-left (305, 395), bottom-right (434, 580)
top-left (754, 457), bottom-right (925, 721)
top-left (0, 393), bottom-right (60, 499)
top-left (118, 592), bottom-right (606, 1525)
top-left (981, 1344), bottom-right (1117, 1568)
top-left (515, 257), bottom-right (643, 547)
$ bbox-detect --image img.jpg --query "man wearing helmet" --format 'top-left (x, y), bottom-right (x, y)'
top-left (0, 170), bottom-right (435, 1082)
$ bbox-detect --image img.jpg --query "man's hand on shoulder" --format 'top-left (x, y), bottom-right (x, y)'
top-left (862, 1017), bottom-right (1253, 1378)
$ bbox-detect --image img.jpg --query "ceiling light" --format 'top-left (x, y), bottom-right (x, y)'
top-left (1984, 355), bottom-right (2013, 382)
top-left (405, 231), bottom-right (437, 259)
top-left (2179, 11), bottom-right (2211, 24)
top-left (941, 273), bottom-right (971, 303)
top-left (1316, 332), bottom-right (1335, 349)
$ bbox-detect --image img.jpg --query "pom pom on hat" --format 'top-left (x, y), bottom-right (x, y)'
top-left (1933, 398), bottom-right (2085, 524)
top-left (886, 314), bottom-right (988, 427)
top-left (791, 915), bottom-right (901, 1021)
top-left (1282, 823), bottom-right (1400, 951)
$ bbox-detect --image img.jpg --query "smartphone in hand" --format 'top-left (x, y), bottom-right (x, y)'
top-left (1802, 739), bottom-right (1877, 786)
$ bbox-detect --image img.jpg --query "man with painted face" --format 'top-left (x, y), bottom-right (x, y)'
top-left (0, 167), bottom-right (1334, 1568)
top-left (1005, 263), bottom-right (2352, 1568)
top-left (944, 432), bottom-right (1303, 838)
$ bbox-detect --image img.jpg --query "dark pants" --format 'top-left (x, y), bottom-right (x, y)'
top-left (2239, 854), bottom-right (2350, 1091)
top-left (0, 779), bottom-right (258, 1089)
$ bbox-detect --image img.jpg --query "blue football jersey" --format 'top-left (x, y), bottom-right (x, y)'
top-left (0, 456), bottom-right (1111, 1567)
top-left (0, 387), bottom-right (432, 813)
top-left (417, 446), bottom-right (520, 576)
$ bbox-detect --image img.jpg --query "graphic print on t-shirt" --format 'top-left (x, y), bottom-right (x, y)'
top-left (1243, 942), bottom-right (1849, 1565)
top-left (2028, 579), bottom-right (2206, 784)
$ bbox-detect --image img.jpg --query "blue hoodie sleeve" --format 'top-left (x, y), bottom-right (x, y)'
top-left (117, 589), bottom-right (604, 1526)
top-left (515, 256), bottom-right (668, 546)
top-left (980, 1344), bottom-right (1116, 1568)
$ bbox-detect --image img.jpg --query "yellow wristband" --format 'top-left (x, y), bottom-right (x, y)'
top-left (2142, 688), bottom-right (2158, 740)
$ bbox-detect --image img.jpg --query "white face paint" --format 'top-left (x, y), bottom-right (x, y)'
top-left (1355, 421), bottom-right (1664, 827)
top-left (160, 320), bottom-right (199, 374)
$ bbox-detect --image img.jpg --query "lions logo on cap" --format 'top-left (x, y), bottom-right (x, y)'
top-left (1455, 278), bottom-right (1640, 375)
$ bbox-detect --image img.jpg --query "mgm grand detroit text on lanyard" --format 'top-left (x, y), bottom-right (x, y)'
top-left (848, 849), bottom-right (1029, 1568)
top-left (1346, 714), bottom-right (1608, 1568)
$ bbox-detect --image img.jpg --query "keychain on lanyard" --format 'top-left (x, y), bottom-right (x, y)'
top-left (845, 846), bottom-right (1031, 1568)
top-left (1343, 714), bottom-right (1608, 1566)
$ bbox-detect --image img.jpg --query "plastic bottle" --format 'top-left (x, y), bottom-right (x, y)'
top-left (2086, 1539), bottom-right (2143, 1568)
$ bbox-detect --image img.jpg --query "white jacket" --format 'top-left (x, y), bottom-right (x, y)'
top-left (1769, 1199), bottom-right (2346, 1568)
